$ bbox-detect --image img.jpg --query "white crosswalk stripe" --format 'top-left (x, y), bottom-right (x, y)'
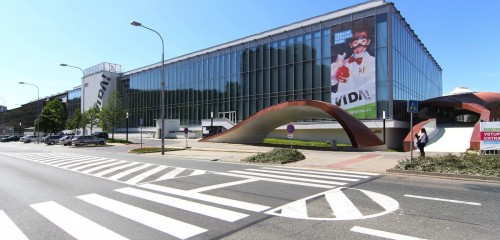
top-left (0, 152), bottom-right (210, 186)
top-left (31, 201), bottom-right (128, 240)
top-left (0, 210), bottom-right (29, 240)
top-left (77, 193), bottom-right (207, 239)
top-left (217, 167), bottom-right (378, 189)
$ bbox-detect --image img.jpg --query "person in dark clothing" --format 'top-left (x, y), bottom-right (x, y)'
top-left (417, 128), bottom-right (428, 157)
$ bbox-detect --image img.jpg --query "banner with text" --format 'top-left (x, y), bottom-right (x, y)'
top-left (480, 122), bottom-right (500, 150)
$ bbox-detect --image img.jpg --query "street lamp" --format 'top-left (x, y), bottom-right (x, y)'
top-left (60, 63), bottom-right (85, 134)
top-left (131, 20), bottom-right (166, 155)
top-left (19, 122), bottom-right (22, 137)
top-left (126, 111), bottom-right (129, 142)
top-left (19, 82), bottom-right (40, 144)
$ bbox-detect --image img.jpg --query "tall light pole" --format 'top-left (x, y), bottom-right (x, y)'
top-left (19, 82), bottom-right (40, 143)
top-left (60, 63), bottom-right (85, 135)
top-left (131, 21), bottom-right (166, 155)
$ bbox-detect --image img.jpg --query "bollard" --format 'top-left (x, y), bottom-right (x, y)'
top-left (331, 140), bottom-right (337, 150)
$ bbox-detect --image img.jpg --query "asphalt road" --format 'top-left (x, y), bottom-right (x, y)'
top-left (1, 142), bottom-right (498, 239)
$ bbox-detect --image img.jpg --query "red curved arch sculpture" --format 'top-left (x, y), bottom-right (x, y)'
top-left (201, 100), bottom-right (384, 148)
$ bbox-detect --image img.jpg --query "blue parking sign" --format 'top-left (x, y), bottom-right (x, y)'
top-left (407, 100), bottom-right (419, 113)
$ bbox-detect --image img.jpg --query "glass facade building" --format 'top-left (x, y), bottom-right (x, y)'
top-left (120, 0), bottom-right (441, 129)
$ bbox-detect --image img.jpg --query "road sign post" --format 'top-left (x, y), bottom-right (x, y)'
top-left (287, 124), bottom-right (295, 149)
top-left (184, 127), bottom-right (189, 149)
top-left (407, 100), bottom-right (419, 162)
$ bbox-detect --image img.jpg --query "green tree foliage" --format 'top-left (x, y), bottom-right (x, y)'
top-left (38, 98), bottom-right (66, 134)
top-left (84, 103), bottom-right (100, 134)
top-left (98, 90), bottom-right (125, 139)
top-left (66, 108), bottom-right (84, 134)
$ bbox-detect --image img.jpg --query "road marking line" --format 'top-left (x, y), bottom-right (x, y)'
top-left (325, 189), bottom-right (363, 219)
top-left (282, 166), bottom-right (379, 176)
top-left (189, 179), bottom-right (259, 193)
top-left (262, 167), bottom-right (371, 178)
top-left (80, 161), bottom-right (128, 174)
top-left (404, 195), bottom-right (481, 206)
top-left (94, 162), bottom-right (139, 177)
top-left (230, 170), bottom-right (347, 186)
top-left (70, 159), bottom-right (117, 171)
top-left (189, 170), bottom-right (206, 176)
top-left (78, 193), bottom-right (206, 239)
top-left (155, 167), bottom-right (185, 181)
top-left (351, 226), bottom-right (427, 240)
top-left (0, 210), bottom-right (29, 240)
top-left (215, 172), bottom-right (335, 189)
top-left (140, 183), bottom-right (270, 212)
top-left (60, 158), bottom-right (109, 169)
top-left (52, 157), bottom-right (104, 167)
top-left (246, 169), bottom-right (359, 181)
top-left (125, 166), bottom-right (168, 185)
top-left (281, 200), bottom-right (308, 218)
top-left (31, 201), bottom-right (128, 240)
top-left (108, 164), bottom-right (152, 181)
top-left (116, 187), bottom-right (248, 222)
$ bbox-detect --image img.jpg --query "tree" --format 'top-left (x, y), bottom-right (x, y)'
top-left (98, 90), bottom-right (126, 139)
top-left (84, 104), bottom-right (100, 134)
top-left (37, 98), bottom-right (66, 134)
top-left (67, 108), bottom-right (84, 135)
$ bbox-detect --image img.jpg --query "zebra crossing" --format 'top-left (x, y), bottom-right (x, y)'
top-left (0, 152), bottom-right (396, 238)
top-left (0, 152), bottom-right (207, 185)
top-left (1, 185), bottom-right (262, 239)
top-left (214, 166), bottom-right (379, 189)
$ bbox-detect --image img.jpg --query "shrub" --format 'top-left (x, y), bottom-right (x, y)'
top-left (243, 148), bottom-right (305, 164)
top-left (394, 153), bottom-right (500, 177)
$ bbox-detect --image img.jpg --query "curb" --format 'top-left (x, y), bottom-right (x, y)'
top-left (386, 169), bottom-right (500, 182)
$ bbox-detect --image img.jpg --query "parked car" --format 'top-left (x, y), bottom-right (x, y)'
top-left (1, 136), bottom-right (20, 142)
top-left (44, 135), bottom-right (63, 145)
top-left (21, 135), bottom-right (42, 143)
top-left (92, 131), bottom-right (109, 139)
top-left (59, 135), bottom-right (74, 146)
top-left (72, 135), bottom-right (105, 146)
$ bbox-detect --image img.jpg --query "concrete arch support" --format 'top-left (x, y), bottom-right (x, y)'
top-left (201, 100), bottom-right (384, 148)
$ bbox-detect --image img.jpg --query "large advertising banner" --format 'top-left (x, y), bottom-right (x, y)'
top-left (480, 122), bottom-right (500, 150)
top-left (330, 17), bottom-right (376, 119)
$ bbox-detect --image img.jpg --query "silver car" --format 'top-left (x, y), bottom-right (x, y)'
top-left (72, 135), bottom-right (105, 146)
top-left (59, 136), bottom-right (75, 146)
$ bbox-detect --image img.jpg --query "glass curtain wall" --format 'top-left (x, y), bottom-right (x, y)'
top-left (390, 6), bottom-right (442, 121)
top-left (126, 6), bottom-right (397, 128)
top-left (67, 89), bottom-right (81, 119)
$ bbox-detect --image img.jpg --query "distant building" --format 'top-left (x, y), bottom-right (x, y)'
top-left (0, 105), bottom-right (6, 113)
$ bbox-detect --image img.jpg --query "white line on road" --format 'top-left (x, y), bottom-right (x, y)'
top-left (214, 172), bottom-right (335, 189)
top-left (189, 178), bottom-right (259, 193)
top-left (351, 226), bottom-right (427, 240)
top-left (116, 187), bottom-right (248, 222)
top-left (404, 195), bottom-right (481, 206)
top-left (246, 168), bottom-right (360, 181)
top-left (125, 166), bottom-right (167, 185)
top-left (230, 170), bottom-right (347, 185)
top-left (78, 193), bottom-right (206, 239)
top-left (31, 201), bottom-right (128, 240)
top-left (140, 183), bottom-right (270, 212)
top-left (0, 210), bottom-right (29, 240)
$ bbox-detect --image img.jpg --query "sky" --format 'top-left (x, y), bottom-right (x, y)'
top-left (1, 0), bottom-right (499, 110)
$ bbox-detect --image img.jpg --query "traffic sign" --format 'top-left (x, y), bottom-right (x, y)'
top-left (407, 100), bottom-right (419, 113)
top-left (287, 124), bottom-right (295, 134)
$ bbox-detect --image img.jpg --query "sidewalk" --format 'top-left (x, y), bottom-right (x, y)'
top-left (116, 134), bottom-right (415, 174)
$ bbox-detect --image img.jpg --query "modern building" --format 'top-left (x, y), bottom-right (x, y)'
top-left (1, 0), bottom-right (443, 149)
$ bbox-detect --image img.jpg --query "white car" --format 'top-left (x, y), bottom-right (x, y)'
top-left (59, 135), bottom-right (75, 146)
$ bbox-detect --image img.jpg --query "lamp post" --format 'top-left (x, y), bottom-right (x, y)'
top-left (60, 63), bottom-right (85, 135)
top-left (19, 82), bottom-right (40, 144)
top-left (383, 110), bottom-right (386, 144)
top-left (131, 21), bottom-right (165, 155)
top-left (19, 122), bottom-right (21, 137)
top-left (126, 111), bottom-right (129, 142)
